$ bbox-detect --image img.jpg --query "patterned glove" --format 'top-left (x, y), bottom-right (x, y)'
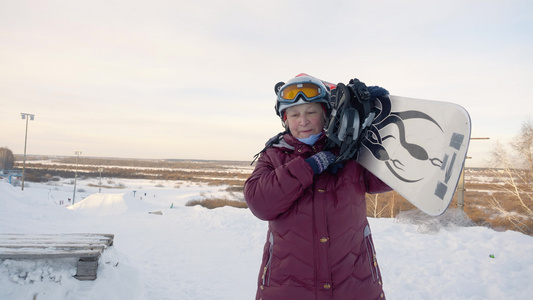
top-left (305, 151), bottom-right (337, 175)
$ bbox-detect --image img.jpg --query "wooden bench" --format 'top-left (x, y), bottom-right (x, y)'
top-left (0, 233), bottom-right (114, 280)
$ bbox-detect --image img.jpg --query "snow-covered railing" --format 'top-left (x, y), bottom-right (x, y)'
top-left (0, 170), bottom-right (22, 185)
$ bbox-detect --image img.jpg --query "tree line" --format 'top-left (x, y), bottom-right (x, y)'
top-left (0, 147), bottom-right (15, 170)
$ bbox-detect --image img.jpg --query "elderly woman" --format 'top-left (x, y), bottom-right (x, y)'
top-left (244, 75), bottom-right (391, 300)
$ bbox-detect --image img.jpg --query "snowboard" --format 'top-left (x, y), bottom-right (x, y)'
top-left (356, 94), bottom-right (471, 216)
top-left (295, 74), bottom-right (472, 216)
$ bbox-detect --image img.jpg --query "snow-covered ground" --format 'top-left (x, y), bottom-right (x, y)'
top-left (1, 178), bottom-right (532, 300)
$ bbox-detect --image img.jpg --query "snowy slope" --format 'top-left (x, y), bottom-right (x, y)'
top-left (1, 179), bottom-right (532, 300)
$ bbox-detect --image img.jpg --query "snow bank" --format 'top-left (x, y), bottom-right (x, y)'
top-left (1, 180), bottom-right (533, 299)
top-left (67, 193), bottom-right (129, 216)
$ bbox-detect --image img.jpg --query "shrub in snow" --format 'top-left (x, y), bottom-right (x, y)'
top-left (395, 208), bottom-right (475, 233)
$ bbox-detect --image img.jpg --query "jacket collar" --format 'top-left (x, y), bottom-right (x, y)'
top-left (274, 131), bottom-right (327, 154)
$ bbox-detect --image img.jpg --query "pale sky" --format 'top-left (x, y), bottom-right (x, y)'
top-left (1, 0), bottom-right (532, 167)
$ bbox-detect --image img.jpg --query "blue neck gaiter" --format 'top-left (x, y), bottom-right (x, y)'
top-left (297, 132), bottom-right (322, 146)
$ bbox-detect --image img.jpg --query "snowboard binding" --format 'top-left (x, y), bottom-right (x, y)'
top-left (326, 78), bottom-right (376, 164)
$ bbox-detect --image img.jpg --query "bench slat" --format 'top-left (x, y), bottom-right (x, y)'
top-left (0, 233), bottom-right (114, 246)
top-left (0, 245), bottom-right (105, 255)
top-left (0, 249), bottom-right (103, 259)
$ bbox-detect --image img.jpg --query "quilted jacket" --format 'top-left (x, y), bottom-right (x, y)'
top-left (244, 132), bottom-right (391, 300)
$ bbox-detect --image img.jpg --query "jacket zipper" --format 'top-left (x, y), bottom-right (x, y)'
top-left (364, 225), bottom-right (380, 282)
top-left (262, 232), bottom-right (274, 286)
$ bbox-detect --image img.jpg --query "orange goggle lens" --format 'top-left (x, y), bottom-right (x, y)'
top-left (279, 83), bottom-right (322, 102)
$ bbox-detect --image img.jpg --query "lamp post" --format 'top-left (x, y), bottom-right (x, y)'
top-left (20, 113), bottom-right (35, 191)
top-left (72, 151), bottom-right (82, 204)
top-left (457, 137), bottom-right (490, 210)
top-left (98, 167), bottom-right (103, 193)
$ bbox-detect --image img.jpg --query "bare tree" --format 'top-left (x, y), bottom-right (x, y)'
top-left (389, 192), bottom-right (397, 218)
top-left (0, 147), bottom-right (15, 170)
top-left (367, 194), bottom-right (388, 218)
top-left (490, 119), bottom-right (533, 235)
top-left (511, 119), bottom-right (533, 178)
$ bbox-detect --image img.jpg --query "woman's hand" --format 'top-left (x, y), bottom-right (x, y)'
top-left (305, 151), bottom-right (337, 175)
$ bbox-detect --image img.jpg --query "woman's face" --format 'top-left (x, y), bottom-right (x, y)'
top-left (285, 103), bottom-right (325, 139)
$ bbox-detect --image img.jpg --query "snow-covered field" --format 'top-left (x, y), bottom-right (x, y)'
top-left (1, 177), bottom-right (533, 300)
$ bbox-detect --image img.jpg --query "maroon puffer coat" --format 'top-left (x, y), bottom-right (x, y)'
top-left (244, 133), bottom-right (391, 300)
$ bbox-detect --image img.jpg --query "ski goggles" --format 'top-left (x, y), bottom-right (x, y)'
top-left (278, 82), bottom-right (326, 104)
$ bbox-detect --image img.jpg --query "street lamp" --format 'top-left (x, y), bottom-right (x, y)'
top-left (20, 113), bottom-right (35, 191)
top-left (98, 167), bottom-right (104, 193)
top-left (457, 137), bottom-right (490, 210)
top-left (72, 150), bottom-right (82, 204)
